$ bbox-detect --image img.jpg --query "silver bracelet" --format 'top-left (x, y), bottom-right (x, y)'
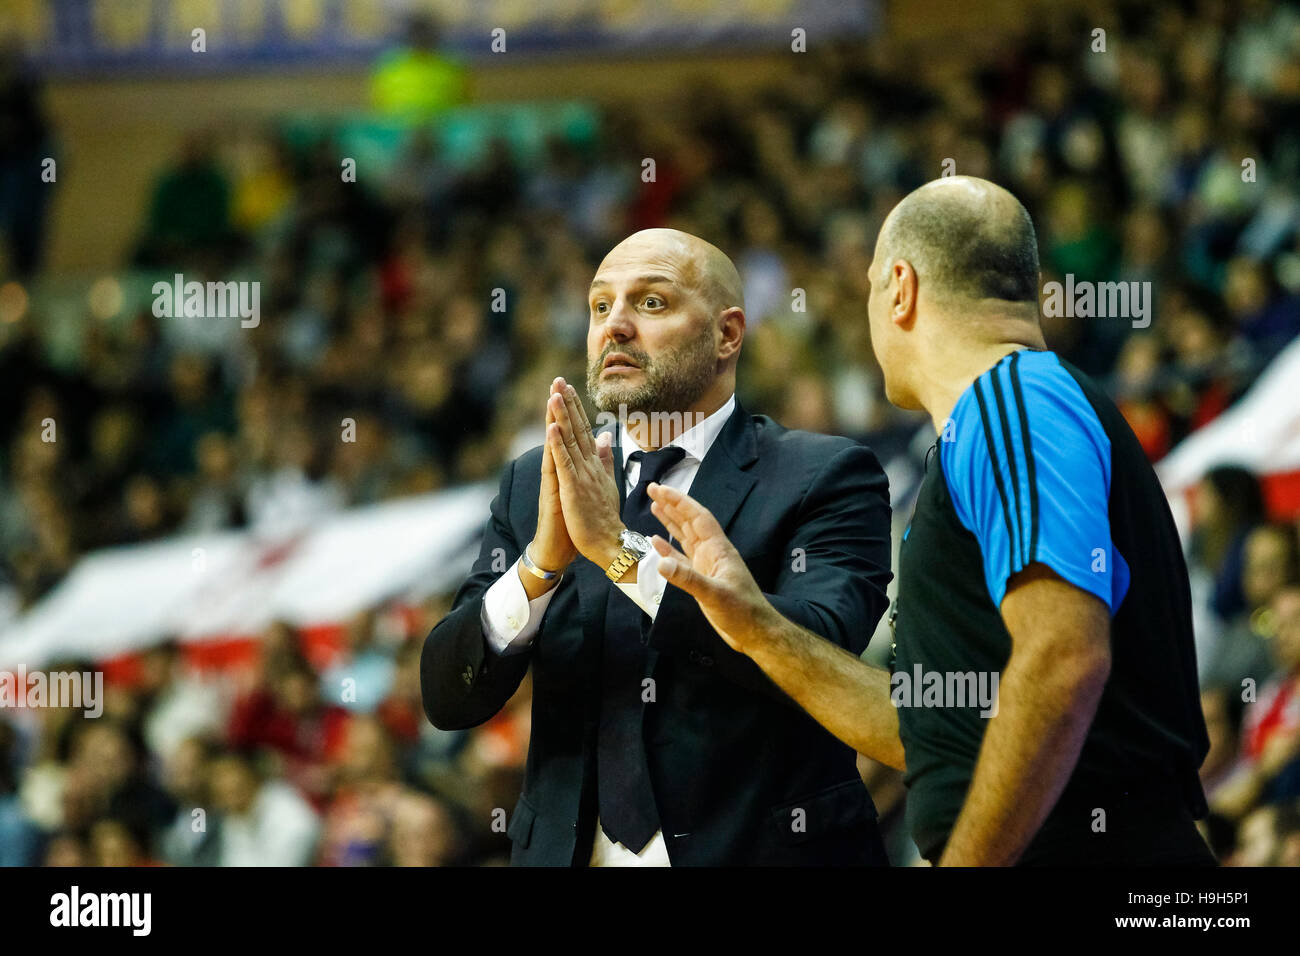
top-left (521, 542), bottom-right (561, 581)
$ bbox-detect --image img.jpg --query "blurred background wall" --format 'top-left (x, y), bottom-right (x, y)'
top-left (26, 0), bottom-right (1059, 273)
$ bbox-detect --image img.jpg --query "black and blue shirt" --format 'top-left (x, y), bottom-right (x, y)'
top-left (893, 348), bottom-right (1209, 861)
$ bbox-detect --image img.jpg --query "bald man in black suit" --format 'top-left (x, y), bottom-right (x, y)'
top-left (421, 229), bottom-right (893, 866)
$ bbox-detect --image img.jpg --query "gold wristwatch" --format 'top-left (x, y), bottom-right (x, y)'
top-left (605, 529), bottom-right (651, 582)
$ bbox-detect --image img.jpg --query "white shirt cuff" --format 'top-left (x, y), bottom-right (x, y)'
top-left (481, 558), bottom-right (557, 655)
top-left (613, 548), bottom-right (667, 621)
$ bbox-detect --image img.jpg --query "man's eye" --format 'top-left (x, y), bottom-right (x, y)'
top-left (643, 296), bottom-right (663, 309)
top-left (594, 301), bottom-right (608, 313)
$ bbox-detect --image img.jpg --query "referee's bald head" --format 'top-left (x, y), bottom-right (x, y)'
top-left (875, 176), bottom-right (1040, 309)
top-left (868, 177), bottom-right (1046, 412)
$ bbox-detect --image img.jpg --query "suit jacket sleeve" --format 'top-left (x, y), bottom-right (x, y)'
top-left (652, 442), bottom-right (892, 704)
top-left (420, 457), bottom-right (535, 730)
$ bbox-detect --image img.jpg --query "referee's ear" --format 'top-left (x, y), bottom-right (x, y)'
top-left (889, 258), bottom-right (920, 329)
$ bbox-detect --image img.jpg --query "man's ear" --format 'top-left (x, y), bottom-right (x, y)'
top-left (892, 260), bottom-right (918, 330)
top-left (718, 306), bottom-right (745, 361)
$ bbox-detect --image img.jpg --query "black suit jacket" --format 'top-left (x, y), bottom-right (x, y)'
top-left (421, 402), bottom-right (893, 865)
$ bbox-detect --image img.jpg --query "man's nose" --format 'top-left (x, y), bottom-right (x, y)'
top-left (604, 298), bottom-right (637, 341)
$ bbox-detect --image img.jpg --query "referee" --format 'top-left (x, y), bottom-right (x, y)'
top-left (644, 176), bottom-right (1215, 865)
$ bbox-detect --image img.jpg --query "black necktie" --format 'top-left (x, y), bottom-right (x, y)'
top-left (597, 445), bottom-right (686, 852)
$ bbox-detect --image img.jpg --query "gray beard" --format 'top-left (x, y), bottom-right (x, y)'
top-left (586, 328), bottom-right (717, 417)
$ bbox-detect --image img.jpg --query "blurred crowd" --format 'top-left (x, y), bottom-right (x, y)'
top-left (0, 604), bottom-right (533, 866)
top-left (3, 0), bottom-right (1300, 865)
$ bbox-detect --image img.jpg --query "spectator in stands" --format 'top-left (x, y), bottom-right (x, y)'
top-left (370, 13), bottom-right (468, 119)
top-left (320, 609), bottom-right (396, 715)
top-left (1200, 524), bottom-right (1300, 690)
top-left (42, 832), bottom-right (88, 867)
top-left (1200, 687), bottom-right (1244, 802)
top-left (227, 657), bottom-right (349, 805)
top-left (1190, 465), bottom-right (1267, 629)
top-left (59, 721), bottom-right (175, 844)
top-left (150, 353), bottom-right (237, 478)
top-left (139, 641), bottom-right (229, 763)
top-left (1223, 255), bottom-right (1300, 363)
top-left (0, 720), bottom-right (38, 865)
top-left (89, 818), bottom-right (152, 866)
top-left (0, 41), bottom-right (55, 278)
top-left (1213, 581), bottom-right (1300, 820)
top-left (387, 790), bottom-right (465, 867)
top-left (208, 750), bottom-right (320, 866)
top-left (134, 131), bottom-right (235, 268)
top-left (318, 715), bottom-right (403, 866)
top-left (182, 431), bottom-right (247, 532)
top-left (158, 736), bottom-right (220, 866)
top-left (1229, 800), bottom-right (1300, 867)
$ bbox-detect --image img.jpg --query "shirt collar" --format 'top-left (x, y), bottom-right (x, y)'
top-left (619, 393), bottom-right (737, 469)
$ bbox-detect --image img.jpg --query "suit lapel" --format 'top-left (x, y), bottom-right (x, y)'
top-left (672, 400), bottom-right (758, 539)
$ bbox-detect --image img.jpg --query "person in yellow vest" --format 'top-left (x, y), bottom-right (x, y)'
top-left (370, 14), bottom-right (469, 120)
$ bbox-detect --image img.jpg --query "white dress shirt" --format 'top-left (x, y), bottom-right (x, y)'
top-left (479, 393), bottom-right (737, 866)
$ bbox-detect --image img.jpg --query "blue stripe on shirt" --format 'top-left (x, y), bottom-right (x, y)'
top-left (941, 349), bottom-right (1131, 614)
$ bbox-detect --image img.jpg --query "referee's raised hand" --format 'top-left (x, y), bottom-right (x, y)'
top-left (646, 482), bottom-right (775, 655)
